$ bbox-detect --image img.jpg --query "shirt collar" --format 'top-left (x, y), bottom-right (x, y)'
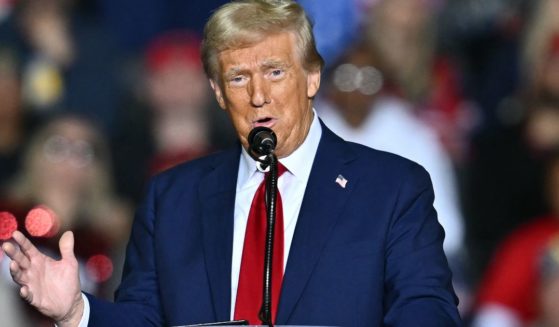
top-left (238, 108), bottom-right (322, 190)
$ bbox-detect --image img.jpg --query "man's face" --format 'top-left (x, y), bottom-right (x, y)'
top-left (210, 32), bottom-right (320, 158)
top-left (327, 48), bottom-right (383, 128)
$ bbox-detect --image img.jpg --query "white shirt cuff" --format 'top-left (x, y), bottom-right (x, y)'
top-left (78, 293), bottom-right (90, 327)
top-left (54, 293), bottom-right (90, 327)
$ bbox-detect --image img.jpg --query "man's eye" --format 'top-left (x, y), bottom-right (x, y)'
top-left (271, 69), bottom-right (283, 77)
top-left (268, 69), bottom-right (285, 80)
top-left (229, 75), bottom-right (246, 86)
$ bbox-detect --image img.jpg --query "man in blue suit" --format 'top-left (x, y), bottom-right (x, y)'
top-left (3, 0), bottom-right (461, 326)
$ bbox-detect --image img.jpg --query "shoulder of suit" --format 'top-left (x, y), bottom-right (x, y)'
top-left (322, 123), bottom-right (429, 180)
top-left (341, 139), bottom-right (431, 182)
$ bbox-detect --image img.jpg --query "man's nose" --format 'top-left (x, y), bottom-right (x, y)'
top-left (249, 75), bottom-right (271, 107)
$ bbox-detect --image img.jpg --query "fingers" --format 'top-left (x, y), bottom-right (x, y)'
top-left (11, 230), bottom-right (40, 258)
top-left (19, 285), bottom-right (33, 304)
top-left (9, 261), bottom-right (35, 301)
top-left (2, 241), bottom-right (31, 270)
top-left (8, 253), bottom-right (34, 304)
top-left (59, 231), bottom-right (76, 261)
top-left (9, 259), bottom-right (22, 281)
top-left (1, 240), bottom-right (15, 257)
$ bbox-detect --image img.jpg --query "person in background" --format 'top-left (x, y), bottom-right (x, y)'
top-left (0, 46), bottom-right (31, 192)
top-left (537, 235), bottom-right (559, 327)
top-left (472, 148), bottom-right (559, 327)
top-left (465, 7), bottom-right (559, 284)
top-left (4, 115), bottom-right (130, 245)
top-left (0, 0), bottom-right (123, 133)
top-left (111, 30), bottom-right (236, 203)
top-left (526, 97), bottom-right (559, 153)
top-left (317, 41), bottom-right (466, 267)
top-left (364, 0), bottom-right (472, 163)
top-left (522, 0), bottom-right (559, 102)
top-left (0, 114), bottom-right (132, 312)
top-left (144, 31), bottom-right (223, 174)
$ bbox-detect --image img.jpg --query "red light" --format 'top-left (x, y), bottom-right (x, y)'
top-left (86, 254), bottom-right (114, 283)
top-left (25, 205), bottom-right (59, 238)
top-left (0, 211), bottom-right (18, 240)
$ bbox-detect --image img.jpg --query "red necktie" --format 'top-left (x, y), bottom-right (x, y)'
top-left (234, 163), bottom-right (287, 324)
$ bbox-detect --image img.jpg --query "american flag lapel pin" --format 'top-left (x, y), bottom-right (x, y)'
top-left (335, 174), bottom-right (348, 188)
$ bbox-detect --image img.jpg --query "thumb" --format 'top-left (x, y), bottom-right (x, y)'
top-left (59, 231), bottom-right (76, 261)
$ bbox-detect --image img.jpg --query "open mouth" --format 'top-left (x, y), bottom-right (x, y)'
top-left (257, 117), bottom-right (272, 123)
top-left (253, 117), bottom-right (276, 128)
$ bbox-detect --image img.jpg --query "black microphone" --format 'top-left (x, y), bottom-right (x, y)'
top-left (248, 127), bottom-right (277, 157)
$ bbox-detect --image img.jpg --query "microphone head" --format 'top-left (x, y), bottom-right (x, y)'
top-left (248, 127), bottom-right (277, 156)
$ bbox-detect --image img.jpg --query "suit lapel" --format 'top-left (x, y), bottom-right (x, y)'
top-left (277, 124), bottom-right (358, 323)
top-left (199, 147), bottom-right (240, 322)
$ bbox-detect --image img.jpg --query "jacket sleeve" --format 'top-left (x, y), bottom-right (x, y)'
top-left (383, 163), bottom-right (462, 326)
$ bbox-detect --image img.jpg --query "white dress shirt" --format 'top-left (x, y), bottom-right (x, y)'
top-left (75, 110), bottom-right (322, 326)
top-left (230, 110), bottom-right (322, 317)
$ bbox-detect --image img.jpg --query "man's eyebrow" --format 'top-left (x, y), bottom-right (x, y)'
top-left (222, 60), bottom-right (291, 79)
top-left (261, 59), bottom-right (290, 70)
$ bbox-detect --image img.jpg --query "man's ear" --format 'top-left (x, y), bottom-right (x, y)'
top-left (209, 79), bottom-right (226, 109)
top-left (307, 69), bottom-right (321, 99)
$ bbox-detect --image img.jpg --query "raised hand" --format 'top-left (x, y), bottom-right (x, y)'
top-left (2, 230), bottom-right (84, 327)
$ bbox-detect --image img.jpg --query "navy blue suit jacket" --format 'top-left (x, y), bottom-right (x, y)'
top-left (87, 124), bottom-right (461, 326)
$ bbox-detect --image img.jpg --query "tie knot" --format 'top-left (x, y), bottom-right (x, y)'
top-left (262, 162), bottom-right (287, 180)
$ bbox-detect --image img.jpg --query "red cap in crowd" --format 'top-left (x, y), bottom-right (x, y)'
top-left (145, 30), bottom-right (202, 74)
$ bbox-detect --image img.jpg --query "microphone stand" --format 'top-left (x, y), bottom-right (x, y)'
top-left (248, 127), bottom-right (279, 326)
top-left (258, 154), bottom-right (278, 327)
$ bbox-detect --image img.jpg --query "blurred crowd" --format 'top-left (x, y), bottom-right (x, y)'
top-left (0, 0), bottom-right (559, 326)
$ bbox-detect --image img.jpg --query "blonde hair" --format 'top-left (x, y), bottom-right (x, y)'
top-left (201, 0), bottom-right (324, 80)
